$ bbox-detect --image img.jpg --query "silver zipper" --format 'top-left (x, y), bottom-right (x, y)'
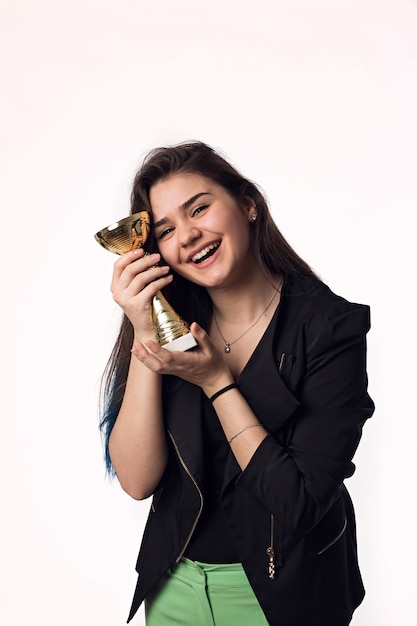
top-left (266, 513), bottom-right (276, 580)
top-left (267, 354), bottom-right (285, 579)
top-left (168, 430), bottom-right (204, 563)
top-left (264, 355), bottom-right (285, 579)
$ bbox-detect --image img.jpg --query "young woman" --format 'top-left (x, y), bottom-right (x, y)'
top-left (100, 142), bottom-right (374, 626)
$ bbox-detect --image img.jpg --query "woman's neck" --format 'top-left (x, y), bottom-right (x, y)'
top-left (208, 270), bottom-right (282, 325)
top-left (207, 269), bottom-right (282, 376)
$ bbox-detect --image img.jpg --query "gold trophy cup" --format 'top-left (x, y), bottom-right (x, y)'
top-left (95, 211), bottom-right (197, 351)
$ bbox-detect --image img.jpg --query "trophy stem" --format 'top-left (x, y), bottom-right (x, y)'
top-left (152, 291), bottom-right (197, 352)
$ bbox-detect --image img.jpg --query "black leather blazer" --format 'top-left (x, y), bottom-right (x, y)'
top-left (127, 275), bottom-right (375, 626)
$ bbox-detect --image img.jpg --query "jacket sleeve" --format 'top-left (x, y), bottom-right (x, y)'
top-left (236, 302), bottom-right (375, 536)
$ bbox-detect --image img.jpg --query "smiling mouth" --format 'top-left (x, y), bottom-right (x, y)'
top-left (191, 242), bottom-right (220, 264)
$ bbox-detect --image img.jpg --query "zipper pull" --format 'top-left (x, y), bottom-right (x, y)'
top-left (266, 513), bottom-right (276, 580)
top-left (266, 546), bottom-right (276, 579)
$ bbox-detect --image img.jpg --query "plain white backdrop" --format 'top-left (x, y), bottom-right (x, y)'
top-left (1, 1), bottom-right (416, 624)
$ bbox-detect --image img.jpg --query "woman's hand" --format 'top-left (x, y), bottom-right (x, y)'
top-left (131, 323), bottom-right (234, 396)
top-left (110, 249), bottom-right (173, 342)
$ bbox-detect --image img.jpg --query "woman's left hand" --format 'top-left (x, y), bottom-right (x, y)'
top-left (131, 322), bottom-right (234, 396)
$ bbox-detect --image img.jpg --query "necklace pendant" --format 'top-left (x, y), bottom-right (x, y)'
top-left (224, 342), bottom-right (231, 353)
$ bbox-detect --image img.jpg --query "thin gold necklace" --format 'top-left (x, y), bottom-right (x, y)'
top-left (213, 288), bottom-right (279, 353)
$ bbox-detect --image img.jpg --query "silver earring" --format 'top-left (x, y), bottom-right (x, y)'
top-left (251, 213), bottom-right (257, 222)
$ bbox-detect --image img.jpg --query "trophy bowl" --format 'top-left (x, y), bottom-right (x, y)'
top-left (95, 212), bottom-right (197, 352)
top-left (94, 211), bottom-right (151, 255)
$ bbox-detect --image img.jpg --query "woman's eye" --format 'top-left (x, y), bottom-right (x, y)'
top-left (191, 204), bottom-right (208, 217)
top-left (158, 227), bottom-right (174, 240)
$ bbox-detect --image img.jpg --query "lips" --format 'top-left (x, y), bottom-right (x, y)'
top-left (190, 241), bottom-right (220, 264)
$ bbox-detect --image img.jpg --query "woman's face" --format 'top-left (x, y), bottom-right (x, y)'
top-left (149, 173), bottom-right (257, 290)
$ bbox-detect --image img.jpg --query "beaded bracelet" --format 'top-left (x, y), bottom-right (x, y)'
top-left (209, 383), bottom-right (239, 403)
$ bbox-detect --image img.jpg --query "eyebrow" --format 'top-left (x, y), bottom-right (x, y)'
top-left (153, 192), bottom-right (212, 229)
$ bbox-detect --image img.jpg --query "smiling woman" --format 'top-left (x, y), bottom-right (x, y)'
top-left (149, 174), bottom-right (258, 290)
top-left (98, 141), bottom-right (374, 626)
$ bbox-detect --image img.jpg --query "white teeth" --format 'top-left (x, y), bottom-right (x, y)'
top-left (191, 242), bottom-right (219, 263)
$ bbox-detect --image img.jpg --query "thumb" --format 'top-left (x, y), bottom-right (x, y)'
top-left (190, 322), bottom-right (209, 346)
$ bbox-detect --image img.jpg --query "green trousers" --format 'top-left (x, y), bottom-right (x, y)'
top-left (145, 558), bottom-right (270, 626)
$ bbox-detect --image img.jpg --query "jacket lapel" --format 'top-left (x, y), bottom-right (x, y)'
top-left (223, 338), bottom-right (300, 489)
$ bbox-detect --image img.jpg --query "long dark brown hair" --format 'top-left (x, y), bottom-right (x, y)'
top-left (99, 141), bottom-right (317, 472)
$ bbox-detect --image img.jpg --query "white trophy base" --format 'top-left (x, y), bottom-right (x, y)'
top-left (162, 331), bottom-right (197, 352)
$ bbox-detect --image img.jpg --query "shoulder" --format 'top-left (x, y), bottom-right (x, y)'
top-left (280, 274), bottom-right (371, 347)
top-left (283, 273), bottom-right (369, 318)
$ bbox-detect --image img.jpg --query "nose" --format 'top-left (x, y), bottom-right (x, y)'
top-left (178, 223), bottom-right (201, 247)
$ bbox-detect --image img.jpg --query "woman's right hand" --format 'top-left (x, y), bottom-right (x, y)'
top-left (108, 248), bottom-right (171, 500)
top-left (110, 249), bottom-right (173, 341)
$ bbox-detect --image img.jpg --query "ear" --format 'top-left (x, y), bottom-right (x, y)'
top-left (241, 196), bottom-right (257, 220)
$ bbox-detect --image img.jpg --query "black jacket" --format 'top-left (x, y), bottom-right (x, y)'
top-left (127, 275), bottom-right (375, 625)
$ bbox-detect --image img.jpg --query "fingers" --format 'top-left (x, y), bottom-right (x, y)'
top-left (111, 247), bottom-right (145, 283)
top-left (190, 323), bottom-right (208, 351)
top-left (131, 328), bottom-right (231, 389)
top-left (109, 250), bottom-right (175, 338)
top-left (131, 341), bottom-right (172, 373)
top-left (111, 250), bottom-right (173, 309)
top-left (117, 265), bottom-right (172, 303)
top-left (111, 250), bottom-right (164, 293)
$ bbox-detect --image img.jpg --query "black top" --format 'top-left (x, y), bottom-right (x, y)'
top-left (184, 396), bottom-right (238, 562)
top-left (185, 301), bottom-right (281, 563)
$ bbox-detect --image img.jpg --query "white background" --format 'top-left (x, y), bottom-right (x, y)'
top-left (1, 1), bottom-right (416, 624)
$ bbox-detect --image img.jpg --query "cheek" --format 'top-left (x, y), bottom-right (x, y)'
top-left (157, 240), bottom-right (178, 266)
